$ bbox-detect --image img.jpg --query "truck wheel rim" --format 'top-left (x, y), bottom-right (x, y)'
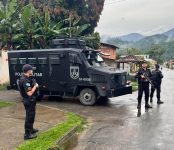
top-left (83, 93), bottom-right (92, 102)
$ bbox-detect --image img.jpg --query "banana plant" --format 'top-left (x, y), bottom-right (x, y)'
top-left (33, 7), bottom-right (66, 48)
top-left (13, 3), bottom-right (40, 49)
top-left (0, 1), bottom-right (95, 50)
top-left (59, 17), bottom-right (90, 37)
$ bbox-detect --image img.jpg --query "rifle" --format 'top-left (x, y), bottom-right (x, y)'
top-left (142, 72), bottom-right (154, 87)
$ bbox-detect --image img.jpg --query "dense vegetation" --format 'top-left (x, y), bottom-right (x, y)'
top-left (0, 0), bottom-right (105, 50)
top-left (106, 34), bottom-right (174, 63)
top-left (29, 0), bottom-right (105, 34)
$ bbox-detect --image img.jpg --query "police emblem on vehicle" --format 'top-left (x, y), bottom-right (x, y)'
top-left (70, 66), bottom-right (79, 79)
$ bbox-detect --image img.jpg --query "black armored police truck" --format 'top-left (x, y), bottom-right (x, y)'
top-left (7, 38), bottom-right (132, 105)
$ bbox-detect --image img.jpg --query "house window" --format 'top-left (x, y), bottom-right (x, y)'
top-left (38, 58), bottom-right (47, 65)
top-left (19, 58), bottom-right (26, 64)
top-left (10, 58), bottom-right (18, 64)
top-left (28, 58), bottom-right (37, 64)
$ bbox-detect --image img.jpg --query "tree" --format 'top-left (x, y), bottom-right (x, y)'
top-left (126, 48), bottom-right (142, 55)
top-left (0, 0), bottom-right (19, 49)
top-left (0, 0), bottom-right (102, 50)
top-left (147, 45), bottom-right (166, 63)
top-left (25, 0), bottom-right (105, 34)
top-left (81, 32), bottom-right (101, 49)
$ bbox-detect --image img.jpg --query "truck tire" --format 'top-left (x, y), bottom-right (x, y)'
top-left (7, 85), bottom-right (12, 90)
top-left (79, 88), bottom-right (96, 106)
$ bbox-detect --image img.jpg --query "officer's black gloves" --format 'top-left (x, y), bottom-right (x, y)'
top-left (31, 78), bottom-right (39, 88)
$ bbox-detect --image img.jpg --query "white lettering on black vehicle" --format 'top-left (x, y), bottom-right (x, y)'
top-left (15, 72), bottom-right (43, 77)
top-left (15, 72), bottom-right (23, 77)
top-left (70, 66), bottom-right (79, 79)
top-left (79, 78), bottom-right (91, 82)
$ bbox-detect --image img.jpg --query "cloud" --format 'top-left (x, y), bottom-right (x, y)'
top-left (96, 0), bottom-right (174, 36)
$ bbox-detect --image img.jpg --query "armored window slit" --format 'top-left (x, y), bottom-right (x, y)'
top-left (19, 58), bottom-right (26, 64)
top-left (38, 58), bottom-right (47, 65)
top-left (49, 56), bottom-right (60, 65)
top-left (28, 58), bottom-right (37, 64)
top-left (10, 58), bottom-right (18, 64)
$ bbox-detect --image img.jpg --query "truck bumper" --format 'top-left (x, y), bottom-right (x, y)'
top-left (108, 85), bottom-right (132, 97)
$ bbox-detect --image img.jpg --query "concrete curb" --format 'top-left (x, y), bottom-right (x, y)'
top-left (48, 125), bottom-right (80, 150)
top-left (38, 104), bottom-right (83, 150)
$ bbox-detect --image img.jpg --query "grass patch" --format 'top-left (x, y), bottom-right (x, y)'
top-left (127, 75), bottom-right (138, 91)
top-left (131, 81), bottom-right (138, 91)
top-left (0, 83), bottom-right (8, 91)
top-left (0, 101), bottom-right (14, 108)
top-left (16, 113), bottom-right (86, 150)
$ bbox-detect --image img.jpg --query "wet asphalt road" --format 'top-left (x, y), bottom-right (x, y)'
top-left (40, 68), bottom-right (174, 150)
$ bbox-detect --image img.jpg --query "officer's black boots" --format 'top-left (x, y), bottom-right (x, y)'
top-left (150, 98), bottom-right (163, 104)
top-left (157, 100), bottom-right (164, 104)
top-left (32, 128), bottom-right (39, 134)
top-left (24, 128), bottom-right (39, 140)
top-left (137, 103), bottom-right (141, 109)
top-left (24, 133), bottom-right (37, 140)
top-left (145, 104), bottom-right (152, 109)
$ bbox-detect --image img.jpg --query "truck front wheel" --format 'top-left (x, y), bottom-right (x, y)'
top-left (79, 88), bottom-right (96, 106)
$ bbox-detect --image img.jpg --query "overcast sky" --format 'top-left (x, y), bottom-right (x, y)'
top-left (95, 0), bottom-right (174, 36)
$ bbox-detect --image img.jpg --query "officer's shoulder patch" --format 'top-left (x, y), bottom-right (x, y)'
top-left (26, 83), bottom-right (30, 87)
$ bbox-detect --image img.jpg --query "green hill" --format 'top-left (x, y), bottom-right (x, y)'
top-left (105, 33), bottom-right (174, 62)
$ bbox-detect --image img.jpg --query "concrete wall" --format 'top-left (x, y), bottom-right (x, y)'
top-left (0, 51), bottom-right (9, 84)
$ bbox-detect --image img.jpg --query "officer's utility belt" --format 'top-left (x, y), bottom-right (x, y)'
top-left (23, 97), bottom-right (35, 102)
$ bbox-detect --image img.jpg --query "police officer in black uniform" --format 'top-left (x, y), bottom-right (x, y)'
top-left (150, 64), bottom-right (164, 104)
top-left (18, 64), bottom-right (39, 140)
top-left (135, 61), bottom-right (152, 109)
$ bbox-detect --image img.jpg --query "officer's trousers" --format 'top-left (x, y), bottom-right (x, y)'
top-left (137, 82), bottom-right (149, 104)
top-left (150, 84), bottom-right (161, 100)
top-left (23, 100), bottom-right (36, 135)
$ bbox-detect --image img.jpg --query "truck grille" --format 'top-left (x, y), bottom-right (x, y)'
top-left (113, 74), bottom-right (126, 87)
top-left (91, 74), bottom-right (106, 83)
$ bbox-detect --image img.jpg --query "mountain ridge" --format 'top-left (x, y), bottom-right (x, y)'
top-left (103, 27), bottom-right (174, 61)
top-left (112, 28), bottom-right (174, 42)
top-left (118, 33), bottom-right (144, 42)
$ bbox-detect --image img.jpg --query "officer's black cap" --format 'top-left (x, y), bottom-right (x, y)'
top-left (22, 64), bottom-right (33, 73)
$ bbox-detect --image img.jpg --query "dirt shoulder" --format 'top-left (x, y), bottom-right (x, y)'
top-left (0, 90), bottom-right (66, 150)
